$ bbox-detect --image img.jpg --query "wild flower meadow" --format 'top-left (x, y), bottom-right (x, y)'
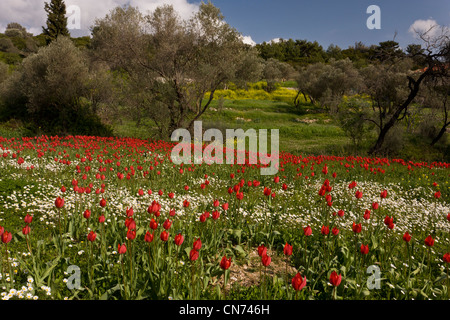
top-left (0, 135), bottom-right (449, 300)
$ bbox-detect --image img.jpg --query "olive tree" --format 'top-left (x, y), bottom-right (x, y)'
top-left (90, 2), bottom-right (262, 138)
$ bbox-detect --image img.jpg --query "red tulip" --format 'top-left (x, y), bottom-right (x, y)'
top-left (434, 191), bottom-right (441, 199)
top-left (163, 219), bottom-right (172, 230)
top-left (263, 187), bottom-right (271, 197)
top-left (403, 232), bottom-right (411, 242)
top-left (332, 227), bottom-right (339, 236)
top-left (355, 190), bottom-right (363, 199)
top-left (447, 213), bottom-right (450, 222)
top-left (160, 230), bottom-right (169, 242)
top-left (24, 214), bottom-right (33, 224)
top-left (22, 225), bottom-right (31, 236)
top-left (189, 249), bottom-right (199, 261)
top-left (127, 228), bottom-right (136, 240)
top-left (303, 225), bottom-right (312, 236)
top-left (99, 198), bottom-right (107, 207)
top-left (380, 190), bottom-right (387, 199)
top-left (283, 242), bottom-right (293, 256)
top-left (98, 215), bottom-right (105, 224)
top-left (83, 209), bottom-right (91, 219)
top-left (372, 202), bottom-right (379, 210)
top-left (337, 209), bottom-right (345, 217)
top-left (360, 244), bottom-right (369, 255)
top-left (87, 231), bottom-right (97, 242)
top-left (443, 253), bottom-right (450, 264)
top-left (220, 256), bottom-right (232, 270)
top-left (261, 254), bottom-right (271, 267)
top-left (118, 243), bottom-right (127, 254)
top-left (193, 238), bottom-right (202, 250)
top-left (384, 216), bottom-right (393, 226)
top-left (212, 211), bottom-right (220, 220)
top-left (126, 207), bottom-right (134, 217)
top-left (291, 273), bottom-right (307, 291)
top-left (174, 233), bottom-right (184, 246)
top-left (329, 270), bottom-right (342, 287)
top-left (258, 245), bottom-right (267, 257)
top-left (321, 225), bottom-right (330, 235)
top-left (213, 199), bottom-right (220, 207)
top-left (144, 231), bottom-right (154, 243)
top-left (424, 235), bottom-right (435, 247)
top-left (149, 218), bottom-right (158, 230)
top-left (55, 196), bottom-right (64, 208)
top-left (236, 192), bottom-right (244, 200)
top-left (222, 203), bottom-right (229, 211)
top-left (363, 209), bottom-right (371, 220)
top-left (352, 222), bottom-right (362, 233)
top-left (1, 230), bottom-right (12, 243)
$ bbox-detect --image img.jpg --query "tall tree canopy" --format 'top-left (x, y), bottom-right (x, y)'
top-left (42, 0), bottom-right (70, 44)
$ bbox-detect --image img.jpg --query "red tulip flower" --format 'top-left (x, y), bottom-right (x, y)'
top-left (355, 190), bottom-right (363, 199)
top-left (332, 227), bottom-right (339, 236)
top-left (99, 198), bottom-right (107, 207)
top-left (283, 242), bottom-right (293, 256)
top-left (352, 222), bottom-right (362, 234)
top-left (22, 225), bottom-right (31, 236)
top-left (443, 253), bottom-right (450, 264)
top-left (372, 202), bottom-right (379, 210)
top-left (220, 256), bottom-right (232, 270)
top-left (424, 235), bottom-right (435, 247)
top-left (1, 230), bottom-right (12, 243)
top-left (189, 249), bottom-right (199, 261)
top-left (98, 215), bottom-right (105, 224)
top-left (434, 191), bottom-right (441, 199)
top-left (329, 270), bottom-right (342, 287)
top-left (363, 209), bottom-right (371, 220)
top-left (291, 273), bottom-right (307, 291)
top-left (160, 230), bottom-right (169, 242)
top-left (380, 190), bottom-right (387, 199)
top-left (403, 232), bottom-right (411, 242)
top-left (303, 225), bottom-right (312, 236)
top-left (321, 225), bottom-right (330, 235)
top-left (127, 228), bottom-right (136, 240)
top-left (258, 245), bottom-right (267, 257)
top-left (193, 238), bottom-right (202, 250)
top-left (87, 231), bottom-right (97, 242)
top-left (360, 244), bottom-right (369, 255)
top-left (118, 243), bottom-right (127, 254)
top-left (144, 231), bottom-right (154, 243)
top-left (24, 214), bottom-right (33, 224)
top-left (163, 219), bottom-right (172, 230)
top-left (149, 218), bottom-right (158, 230)
top-left (83, 209), bottom-right (91, 219)
top-left (174, 233), bottom-right (184, 246)
top-left (261, 254), bottom-right (271, 267)
top-left (55, 196), bottom-right (64, 208)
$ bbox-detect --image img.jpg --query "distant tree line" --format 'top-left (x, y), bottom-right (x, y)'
top-left (0, 0), bottom-right (448, 158)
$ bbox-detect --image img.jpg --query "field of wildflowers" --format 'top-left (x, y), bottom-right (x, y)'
top-left (0, 135), bottom-right (449, 300)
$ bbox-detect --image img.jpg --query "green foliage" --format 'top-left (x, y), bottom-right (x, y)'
top-left (42, 0), bottom-right (70, 44)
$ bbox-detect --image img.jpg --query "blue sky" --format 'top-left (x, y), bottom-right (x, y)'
top-left (0, 0), bottom-right (448, 51)
top-left (207, 0), bottom-right (450, 49)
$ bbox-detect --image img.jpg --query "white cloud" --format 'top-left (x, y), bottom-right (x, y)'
top-left (0, 0), bottom-right (200, 36)
top-left (408, 18), bottom-right (441, 38)
top-left (241, 35), bottom-right (256, 46)
top-left (269, 37), bottom-right (281, 44)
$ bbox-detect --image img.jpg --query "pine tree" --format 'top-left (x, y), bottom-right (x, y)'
top-left (42, 0), bottom-right (70, 44)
